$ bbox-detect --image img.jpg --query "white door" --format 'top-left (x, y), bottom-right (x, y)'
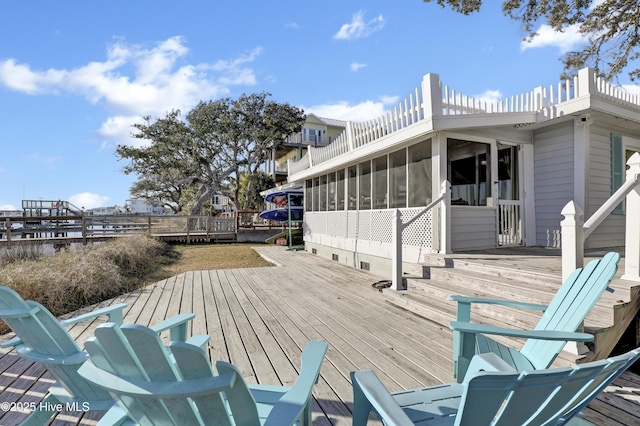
top-left (497, 146), bottom-right (523, 246)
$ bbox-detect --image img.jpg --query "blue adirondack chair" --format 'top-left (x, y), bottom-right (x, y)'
top-left (450, 251), bottom-right (620, 382)
top-left (351, 346), bottom-right (640, 425)
top-left (0, 285), bottom-right (208, 425)
top-left (77, 321), bottom-right (328, 426)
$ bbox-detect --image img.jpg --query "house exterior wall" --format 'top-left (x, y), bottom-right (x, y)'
top-left (533, 122), bottom-right (575, 247)
top-left (586, 125), bottom-right (624, 249)
top-left (451, 206), bottom-right (496, 250)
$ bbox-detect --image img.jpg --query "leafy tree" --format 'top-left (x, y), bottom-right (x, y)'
top-left (424, 0), bottom-right (640, 81)
top-left (117, 93), bottom-right (305, 214)
top-left (237, 171), bottom-right (275, 211)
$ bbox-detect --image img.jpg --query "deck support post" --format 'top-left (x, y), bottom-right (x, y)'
top-left (623, 153), bottom-right (640, 282)
top-left (561, 200), bottom-right (588, 356)
top-left (561, 201), bottom-right (584, 282)
top-left (391, 209), bottom-right (406, 290)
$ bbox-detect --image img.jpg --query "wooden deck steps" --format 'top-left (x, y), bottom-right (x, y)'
top-left (384, 248), bottom-right (640, 366)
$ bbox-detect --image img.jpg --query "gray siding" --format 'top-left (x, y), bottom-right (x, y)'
top-left (451, 207), bottom-right (496, 250)
top-left (533, 122), bottom-right (574, 247)
top-left (586, 125), bottom-right (625, 249)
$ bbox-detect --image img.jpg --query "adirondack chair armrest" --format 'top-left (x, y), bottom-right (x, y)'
top-left (59, 303), bottom-right (127, 327)
top-left (263, 341), bottom-right (328, 426)
top-left (450, 321), bottom-right (595, 342)
top-left (149, 312), bottom-right (199, 343)
top-left (78, 361), bottom-right (236, 398)
top-left (350, 370), bottom-right (414, 426)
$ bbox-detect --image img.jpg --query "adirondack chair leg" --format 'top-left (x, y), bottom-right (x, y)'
top-left (350, 372), bottom-right (373, 426)
top-left (453, 330), bottom-right (476, 382)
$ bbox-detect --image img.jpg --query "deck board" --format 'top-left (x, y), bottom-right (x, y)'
top-left (1, 245), bottom-right (639, 425)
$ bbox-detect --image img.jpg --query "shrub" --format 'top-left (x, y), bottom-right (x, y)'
top-left (0, 235), bottom-right (173, 334)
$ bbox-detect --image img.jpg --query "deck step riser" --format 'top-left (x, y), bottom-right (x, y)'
top-left (423, 270), bottom-right (557, 303)
top-left (426, 264), bottom-right (560, 288)
top-left (394, 281), bottom-right (543, 331)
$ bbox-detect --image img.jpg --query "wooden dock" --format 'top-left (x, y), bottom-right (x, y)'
top-left (1, 246), bottom-right (639, 425)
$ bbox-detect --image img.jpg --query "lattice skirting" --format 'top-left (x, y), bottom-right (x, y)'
top-left (304, 209), bottom-right (436, 262)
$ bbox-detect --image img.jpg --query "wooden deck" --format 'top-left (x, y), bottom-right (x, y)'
top-left (1, 246), bottom-right (639, 425)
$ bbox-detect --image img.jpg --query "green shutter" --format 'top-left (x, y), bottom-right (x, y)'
top-left (611, 133), bottom-right (624, 214)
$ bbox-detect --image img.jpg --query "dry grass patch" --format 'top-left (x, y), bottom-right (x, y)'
top-left (145, 243), bottom-right (274, 283)
top-left (0, 239), bottom-right (274, 335)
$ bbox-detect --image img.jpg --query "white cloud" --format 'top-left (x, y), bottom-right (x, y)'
top-left (306, 96), bottom-right (404, 122)
top-left (0, 203), bottom-right (17, 210)
top-left (334, 11), bottom-right (385, 40)
top-left (350, 62), bottom-right (367, 72)
top-left (307, 100), bottom-right (384, 122)
top-left (621, 84), bottom-right (640, 96)
top-left (380, 95), bottom-right (400, 105)
top-left (28, 153), bottom-right (63, 170)
top-left (521, 24), bottom-right (584, 53)
top-left (0, 37), bottom-right (263, 147)
top-left (69, 192), bottom-right (111, 210)
top-left (286, 22), bottom-right (300, 30)
top-left (473, 89), bottom-right (503, 105)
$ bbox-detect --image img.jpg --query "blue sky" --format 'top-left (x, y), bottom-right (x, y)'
top-left (1, 0), bottom-right (637, 211)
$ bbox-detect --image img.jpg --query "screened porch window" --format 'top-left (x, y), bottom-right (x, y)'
top-left (359, 161), bottom-right (372, 210)
top-left (389, 148), bottom-right (407, 208)
top-left (337, 169), bottom-right (346, 210)
top-left (305, 179), bottom-right (313, 211)
top-left (348, 166), bottom-right (357, 210)
top-left (408, 141), bottom-right (432, 207)
top-left (372, 156), bottom-right (388, 209)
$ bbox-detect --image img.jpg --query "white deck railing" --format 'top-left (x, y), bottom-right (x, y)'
top-left (561, 153), bottom-right (640, 282)
top-left (289, 68), bottom-right (640, 177)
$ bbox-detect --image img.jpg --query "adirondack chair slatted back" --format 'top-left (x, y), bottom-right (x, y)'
top-left (520, 251), bottom-right (620, 369)
top-left (83, 323), bottom-right (256, 426)
top-left (457, 347), bottom-right (640, 426)
top-left (0, 286), bottom-right (110, 400)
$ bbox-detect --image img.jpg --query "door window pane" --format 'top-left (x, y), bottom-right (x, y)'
top-left (448, 139), bottom-right (490, 206)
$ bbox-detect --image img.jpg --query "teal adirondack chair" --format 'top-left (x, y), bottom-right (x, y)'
top-left (0, 285), bottom-right (208, 425)
top-left (78, 321), bottom-right (328, 426)
top-left (450, 251), bottom-right (620, 381)
top-left (351, 346), bottom-right (640, 425)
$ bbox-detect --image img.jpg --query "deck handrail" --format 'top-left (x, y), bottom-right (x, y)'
top-left (562, 153), bottom-right (640, 281)
top-left (391, 180), bottom-right (451, 290)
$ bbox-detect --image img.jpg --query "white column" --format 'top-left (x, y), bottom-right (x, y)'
top-left (623, 153), bottom-right (640, 281)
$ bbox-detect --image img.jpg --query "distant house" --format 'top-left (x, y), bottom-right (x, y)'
top-left (212, 192), bottom-right (234, 212)
top-left (88, 205), bottom-right (122, 216)
top-left (265, 114), bottom-right (347, 186)
top-left (124, 199), bottom-right (165, 215)
top-left (288, 68), bottom-right (640, 276)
